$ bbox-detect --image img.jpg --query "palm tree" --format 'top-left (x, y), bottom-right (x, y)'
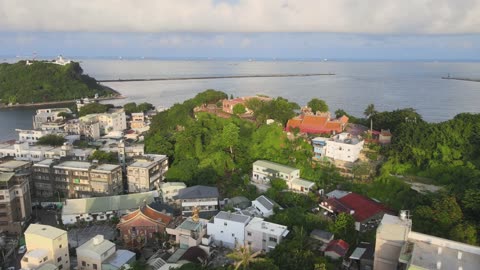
top-left (227, 243), bottom-right (265, 270)
top-left (364, 104), bottom-right (377, 132)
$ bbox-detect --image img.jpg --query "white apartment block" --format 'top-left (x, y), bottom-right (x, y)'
top-left (33, 108), bottom-right (71, 129)
top-left (252, 160), bottom-right (299, 184)
top-left (245, 218), bottom-right (289, 253)
top-left (374, 212), bottom-right (480, 270)
top-left (0, 142), bottom-right (92, 162)
top-left (79, 110), bottom-right (126, 135)
top-left (65, 118), bottom-right (101, 140)
top-left (21, 224), bottom-right (70, 270)
top-left (16, 129), bottom-right (57, 145)
top-left (312, 132), bottom-right (364, 163)
top-left (159, 182), bottom-right (186, 204)
top-left (127, 154), bottom-right (168, 193)
top-left (207, 211), bottom-right (252, 248)
top-left (77, 235), bottom-right (116, 270)
top-left (251, 160), bottom-right (314, 194)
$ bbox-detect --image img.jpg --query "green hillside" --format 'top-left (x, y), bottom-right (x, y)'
top-left (0, 60), bottom-right (117, 104)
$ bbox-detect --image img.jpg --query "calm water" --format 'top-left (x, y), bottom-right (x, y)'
top-left (1, 60), bottom-right (480, 141)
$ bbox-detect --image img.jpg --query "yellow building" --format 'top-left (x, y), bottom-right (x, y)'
top-left (21, 224), bottom-right (70, 270)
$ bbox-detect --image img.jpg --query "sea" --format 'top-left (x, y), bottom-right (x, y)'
top-left (1, 59), bottom-right (480, 141)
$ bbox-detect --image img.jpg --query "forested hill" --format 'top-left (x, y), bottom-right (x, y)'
top-left (0, 60), bottom-right (118, 104)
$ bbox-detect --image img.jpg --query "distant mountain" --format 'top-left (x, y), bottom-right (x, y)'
top-left (0, 60), bottom-right (118, 105)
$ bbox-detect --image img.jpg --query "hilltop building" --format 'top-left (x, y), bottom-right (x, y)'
top-left (312, 132), bottom-right (364, 163)
top-left (21, 224), bottom-right (70, 270)
top-left (221, 96), bottom-right (272, 114)
top-left (286, 112), bottom-right (348, 135)
top-left (251, 160), bottom-right (315, 194)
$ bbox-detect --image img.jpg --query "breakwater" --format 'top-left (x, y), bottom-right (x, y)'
top-left (441, 76), bottom-right (480, 82)
top-left (98, 73), bottom-right (335, 82)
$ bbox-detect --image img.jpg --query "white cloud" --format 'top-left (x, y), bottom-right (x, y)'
top-left (1, 0), bottom-right (480, 34)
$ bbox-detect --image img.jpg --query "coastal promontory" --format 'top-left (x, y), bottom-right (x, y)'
top-left (0, 60), bottom-right (118, 105)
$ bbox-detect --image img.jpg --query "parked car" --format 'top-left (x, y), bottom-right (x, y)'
top-left (45, 204), bottom-right (57, 210)
top-left (18, 245), bottom-right (26, 254)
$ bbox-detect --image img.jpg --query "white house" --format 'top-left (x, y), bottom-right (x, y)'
top-left (176, 185), bottom-right (219, 218)
top-left (77, 235), bottom-right (116, 270)
top-left (252, 160), bottom-right (299, 184)
top-left (251, 195), bottom-right (279, 218)
top-left (207, 211), bottom-right (252, 248)
top-left (251, 160), bottom-right (314, 194)
top-left (16, 129), bottom-right (57, 145)
top-left (245, 217), bottom-right (289, 253)
top-left (312, 132), bottom-right (364, 163)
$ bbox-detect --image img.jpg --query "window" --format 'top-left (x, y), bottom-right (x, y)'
top-left (58, 265), bottom-right (63, 270)
top-left (247, 241), bottom-right (252, 246)
top-left (82, 261), bottom-right (86, 266)
top-left (224, 222), bottom-right (227, 226)
top-left (43, 257), bottom-right (48, 262)
top-left (93, 264), bottom-right (98, 270)
top-left (57, 256), bottom-right (62, 262)
top-left (269, 237), bottom-right (277, 242)
top-left (247, 232), bottom-right (252, 236)
top-left (0, 196), bottom-right (4, 200)
top-left (59, 244), bottom-right (62, 248)
top-left (232, 233), bottom-right (235, 237)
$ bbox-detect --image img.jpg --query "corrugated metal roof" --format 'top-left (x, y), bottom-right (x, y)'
top-left (253, 160), bottom-right (298, 174)
top-left (62, 191), bottom-right (158, 215)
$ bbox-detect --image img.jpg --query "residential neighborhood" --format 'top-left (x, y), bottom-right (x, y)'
top-left (0, 91), bottom-right (478, 270)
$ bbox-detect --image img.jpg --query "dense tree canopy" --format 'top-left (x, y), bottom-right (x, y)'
top-left (307, 98), bottom-right (329, 113)
top-left (78, 103), bottom-right (113, 116)
top-left (0, 61), bottom-right (116, 104)
top-left (123, 102), bottom-right (154, 115)
top-left (37, 134), bottom-right (66, 146)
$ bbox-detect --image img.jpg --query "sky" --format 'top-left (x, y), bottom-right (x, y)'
top-left (1, 0), bottom-right (480, 60)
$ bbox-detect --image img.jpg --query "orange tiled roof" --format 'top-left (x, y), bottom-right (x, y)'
top-left (120, 205), bottom-right (172, 225)
top-left (285, 114), bottom-right (348, 134)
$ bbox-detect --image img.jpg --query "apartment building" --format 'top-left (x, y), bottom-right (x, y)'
top-left (0, 141), bottom-right (92, 162)
top-left (207, 211), bottom-right (252, 248)
top-left (79, 110), bottom-right (127, 135)
top-left (33, 108), bottom-right (71, 129)
top-left (16, 129), bottom-right (57, 145)
top-left (0, 160), bottom-right (32, 233)
top-left (32, 160), bottom-right (122, 199)
top-left (374, 212), bottom-right (480, 270)
top-left (130, 113), bottom-right (146, 129)
top-left (127, 154), bottom-right (168, 193)
top-left (21, 224), bottom-right (70, 270)
top-left (65, 118), bottom-right (101, 140)
top-left (244, 217), bottom-right (289, 253)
